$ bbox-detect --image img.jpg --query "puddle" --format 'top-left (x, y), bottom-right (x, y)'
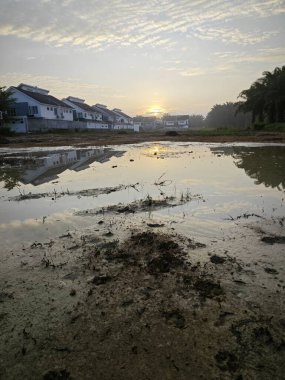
top-left (0, 142), bottom-right (284, 249)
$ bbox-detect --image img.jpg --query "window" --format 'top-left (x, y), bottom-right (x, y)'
top-left (47, 107), bottom-right (49, 110)
top-left (28, 106), bottom-right (38, 115)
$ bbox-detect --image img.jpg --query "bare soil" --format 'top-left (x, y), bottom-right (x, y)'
top-left (2, 130), bottom-right (285, 148)
top-left (0, 210), bottom-right (284, 379)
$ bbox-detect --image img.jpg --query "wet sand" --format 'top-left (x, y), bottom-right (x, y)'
top-left (2, 130), bottom-right (285, 148)
top-left (0, 207), bottom-right (284, 379)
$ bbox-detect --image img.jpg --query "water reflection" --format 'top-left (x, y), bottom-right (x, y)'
top-left (0, 148), bottom-right (124, 188)
top-left (211, 146), bottom-right (285, 191)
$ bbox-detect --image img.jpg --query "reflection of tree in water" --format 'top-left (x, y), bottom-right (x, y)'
top-left (0, 168), bottom-right (21, 191)
top-left (211, 146), bottom-right (285, 191)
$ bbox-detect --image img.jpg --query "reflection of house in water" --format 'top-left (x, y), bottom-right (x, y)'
top-left (211, 146), bottom-right (285, 191)
top-left (22, 148), bottom-right (124, 186)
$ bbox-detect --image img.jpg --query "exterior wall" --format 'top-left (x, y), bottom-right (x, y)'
top-left (7, 117), bottom-right (28, 133)
top-left (27, 119), bottom-right (87, 132)
top-left (10, 88), bottom-right (73, 121)
top-left (165, 121), bottom-right (175, 126)
top-left (63, 99), bottom-right (101, 121)
top-left (177, 120), bottom-right (189, 127)
top-left (86, 121), bottom-right (109, 129)
top-left (113, 123), bottom-right (135, 130)
top-left (40, 105), bottom-right (73, 121)
top-left (10, 88), bottom-right (42, 117)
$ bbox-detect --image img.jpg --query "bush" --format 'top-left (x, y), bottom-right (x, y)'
top-left (253, 123), bottom-right (265, 131)
top-left (165, 130), bottom-right (179, 136)
top-left (0, 136), bottom-right (9, 144)
top-left (0, 125), bottom-right (15, 136)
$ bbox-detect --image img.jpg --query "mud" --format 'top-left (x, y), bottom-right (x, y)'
top-left (75, 194), bottom-right (203, 216)
top-left (2, 130), bottom-right (285, 149)
top-left (8, 183), bottom-right (140, 202)
top-left (0, 212), bottom-right (284, 379)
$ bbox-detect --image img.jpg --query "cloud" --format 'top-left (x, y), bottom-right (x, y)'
top-left (0, 72), bottom-right (126, 105)
top-left (213, 47), bottom-right (285, 65)
top-left (0, 0), bottom-right (283, 50)
top-left (192, 27), bottom-right (278, 45)
top-left (180, 68), bottom-right (207, 77)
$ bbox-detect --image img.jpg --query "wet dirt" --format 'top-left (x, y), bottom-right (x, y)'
top-left (0, 213), bottom-right (284, 380)
top-left (74, 194), bottom-right (202, 216)
top-left (9, 183), bottom-right (140, 202)
top-left (3, 130), bottom-right (285, 149)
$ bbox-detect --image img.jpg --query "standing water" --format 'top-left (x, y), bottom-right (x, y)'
top-left (0, 142), bottom-right (284, 248)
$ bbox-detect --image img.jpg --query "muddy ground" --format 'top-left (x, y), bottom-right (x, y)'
top-left (2, 130), bottom-right (285, 148)
top-left (0, 202), bottom-right (285, 379)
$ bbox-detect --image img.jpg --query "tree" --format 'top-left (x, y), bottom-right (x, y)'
top-left (237, 66), bottom-right (285, 124)
top-left (0, 86), bottom-right (15, 126)
top-left (205, 102), bottom-right (251, 129)
top-left (189, 114), bottom-right (205, 129)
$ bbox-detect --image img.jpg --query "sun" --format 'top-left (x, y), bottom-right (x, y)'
top-left (147, 105), bottom-right (165, 116)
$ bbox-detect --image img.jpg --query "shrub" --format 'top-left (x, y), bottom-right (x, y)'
top-left (165, 130), bottom-right (179, 136)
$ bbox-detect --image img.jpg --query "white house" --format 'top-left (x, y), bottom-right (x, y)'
top-left (92, 104), bottom-right (134, 130)
top-left (8, 84), bottom-right (73, 121)
top-left (112, 108), bottom-right (133, 129)
top-left (162, 115), bottom-right (189, 129)
top-left (177, 115), bottom-right (189, 128)
top-left (62, 96), bottom-right (109, 129)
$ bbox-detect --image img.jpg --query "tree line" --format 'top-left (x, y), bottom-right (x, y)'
top-left (237, 66), bottom-right (285, 125)
top-left (193, 65), bottom-right (285, 129)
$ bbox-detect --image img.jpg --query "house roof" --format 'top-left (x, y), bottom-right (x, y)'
top-left (112, 109), bottom-right (131, 119)
top-left (163, 115), bottom-right (189, 121)
top-left (177, 115), bottom-right (189, 120)
top-left (67, 99), bottom-right (97, 113)
top-left (15, 86), bottom-right (72, 108)
top-left (133, 116), bottom-right (157, 122)
top-left (92, 105), bottom-right (117, 120)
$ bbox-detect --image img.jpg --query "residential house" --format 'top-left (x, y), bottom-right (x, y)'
top-left (62, 96), bottom-right (108, 129)
top-left (177, 115), bottom-right (189, 128)
top-left (133, 116), bottom-right (157, 130)
top-left (8, 84), bottom-right (73, 121)
top-left (92, 104), bottom-right (134, 130)
top-left (112, 108), bottom-right (134, 129)
top-left (162, 115), bottom-right (189, 129)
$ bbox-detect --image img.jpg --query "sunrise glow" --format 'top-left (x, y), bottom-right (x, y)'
top-left (147, 106), bottom-right (165, 116)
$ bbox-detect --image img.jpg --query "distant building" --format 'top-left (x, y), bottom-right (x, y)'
top-left (133, 116), bottom-right (157, 130)
top-left (92, 104), bottom-right (134, 130)
top-left (62, 96), bottom-right (108, 129)
top-left (8, 84), bottom-right (73, 121)
top-left (162, 115), bottom-right (189, 129)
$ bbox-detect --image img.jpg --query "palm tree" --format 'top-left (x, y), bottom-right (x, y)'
top-left (262, 66), bottom-right (285, 123)
top-left (237, 66), bottom-right (285, 124)
top-left (238, 80), bottom-right (266, 124)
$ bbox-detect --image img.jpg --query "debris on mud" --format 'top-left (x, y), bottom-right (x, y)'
top-left (215, 351), bottom-right (239, 372)
top-left (8, 183), bottom-right (140, 201)
top-left (261, 235), bottom-right (285, 244)
top-left (193, 279), bottom-right (224, 299)
top-left (210, 255), bottom-right (226, 264)
top-left (75, 193), bottom-right (203, 216)
top-left (162, 309), bottom-right (186, 329)
top-left (43, 369), bottom-right (71, 380)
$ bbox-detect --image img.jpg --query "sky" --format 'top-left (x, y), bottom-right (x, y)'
top-left (0, 0), bottom-right (284, 117)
